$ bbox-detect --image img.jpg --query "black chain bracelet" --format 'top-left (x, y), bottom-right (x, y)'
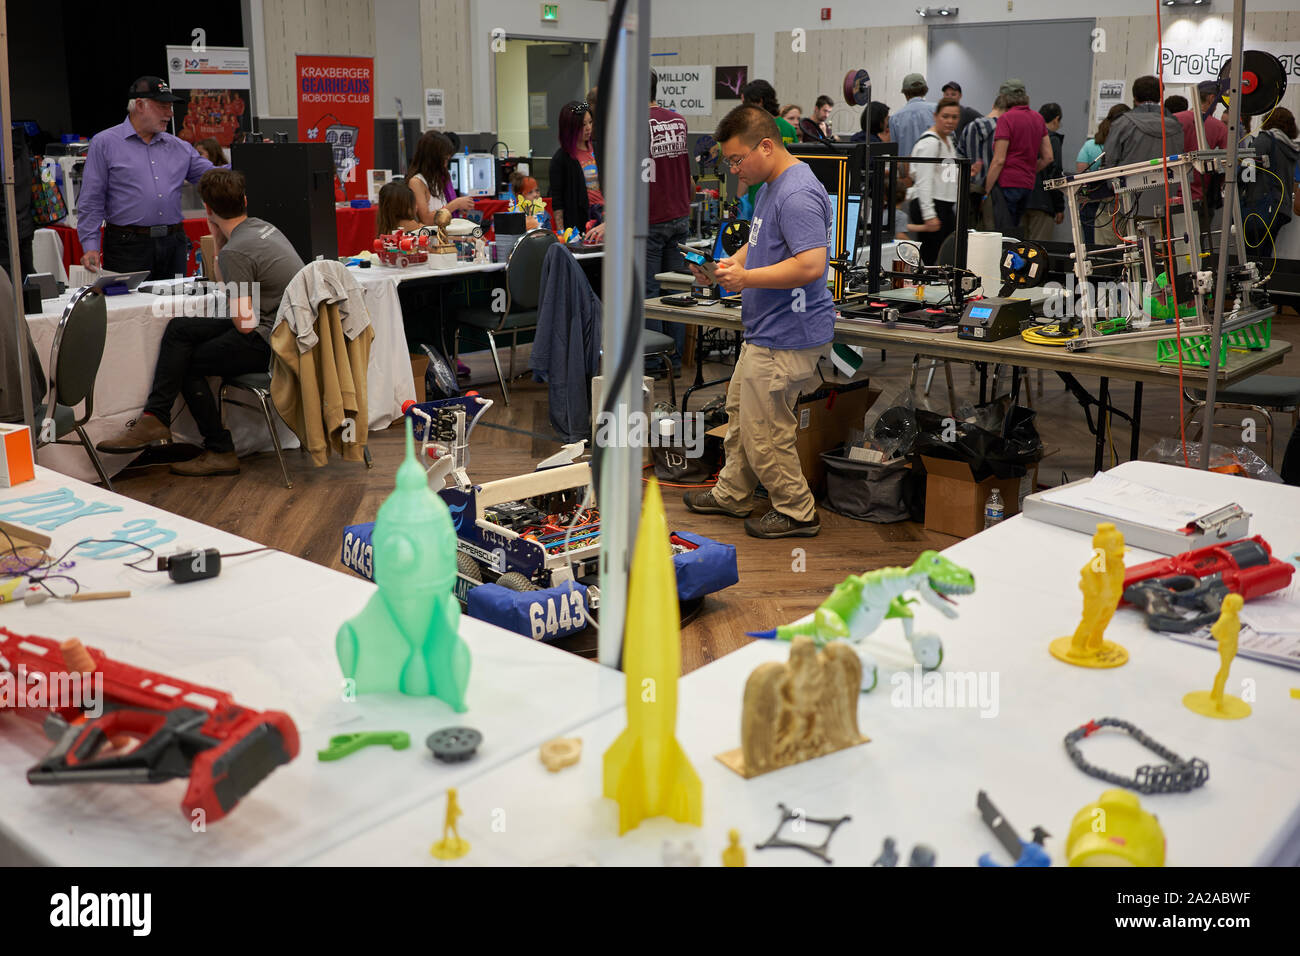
top-left (1063, 717), bottom-right (1209, 794)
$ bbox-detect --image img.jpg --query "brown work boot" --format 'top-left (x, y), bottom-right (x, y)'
top-left (682, 488), bottom-right (751, 518)
top-left (744, 508), bottom-right (821, 539)
top-left (95, 414), bottom-right (172, 453)
top-left (170, 450), bottom-right (241, 477)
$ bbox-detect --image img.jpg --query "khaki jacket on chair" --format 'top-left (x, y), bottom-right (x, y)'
top-left (271, 297), bottom-right (374, 467)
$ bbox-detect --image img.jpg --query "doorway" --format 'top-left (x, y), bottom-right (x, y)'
top-left (494, 37), bottom-right (597, 189)
top-left (927, 19), bottom-right (1095, 241)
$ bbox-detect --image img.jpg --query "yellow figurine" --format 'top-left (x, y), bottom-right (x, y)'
top-left (1049, 523), bottom-right (1130, 668)
top-left (1066, 790), bottom-right (1165, 867)
top-left (430, 787), bottom-right (471, 860)
top-left (602, 476), bottom-right (703, 835)
top-left (1183, 593), bottom-right (1252, 719)
top-left (722, 829), bottom-right (746, 867)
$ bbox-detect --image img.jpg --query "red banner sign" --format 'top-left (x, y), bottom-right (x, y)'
top-left (296, 54), bottom-right (374, 201)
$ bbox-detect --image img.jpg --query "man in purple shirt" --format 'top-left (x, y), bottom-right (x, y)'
top-left (77, 77), bottom-right (216, 279)
top-left (682, 105), bottom-right (832, 539)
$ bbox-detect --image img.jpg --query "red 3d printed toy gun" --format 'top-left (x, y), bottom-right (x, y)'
top-left (0, 628), bottom-right (298, 822)
top-left (1121, 536), bottom-right (1295, 633)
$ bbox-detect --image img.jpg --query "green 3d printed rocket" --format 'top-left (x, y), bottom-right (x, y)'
top-left (602, 475), bottom-right (702, 834)
top-left (336, 418), bottom-right (470, 711)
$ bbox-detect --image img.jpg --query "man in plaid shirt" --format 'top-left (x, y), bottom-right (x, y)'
top-left (956, 94), bottom-right (1005, 229)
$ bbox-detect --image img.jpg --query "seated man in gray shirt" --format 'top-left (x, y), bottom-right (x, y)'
top-left (97, 168), bottom-right (304, 476)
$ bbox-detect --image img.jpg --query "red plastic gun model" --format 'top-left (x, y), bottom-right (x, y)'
top-left (1121, 537), bottom-right (1295, 632)
top-left (0, 628), bottom-right (298, 822)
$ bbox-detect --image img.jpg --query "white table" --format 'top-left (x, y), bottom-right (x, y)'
top-left (0, 468), bottom-right (624, 866)
top-left (26, 284), bottom-right (414, 483)
top-left (304, 461), bottom-right (1300, 867)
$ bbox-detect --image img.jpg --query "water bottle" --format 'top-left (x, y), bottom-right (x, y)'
top-left (983, 488), bottom-right (1005, 530)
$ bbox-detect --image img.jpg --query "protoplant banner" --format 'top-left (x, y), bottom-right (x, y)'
top-left (296, 54), bottom-right (375, 201)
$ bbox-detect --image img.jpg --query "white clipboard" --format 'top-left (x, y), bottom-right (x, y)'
top-left (1022, 475), bottom-right (1251, 554)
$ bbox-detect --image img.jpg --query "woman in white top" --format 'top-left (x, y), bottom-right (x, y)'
top-left (407, 130), bottom-right (476, 225)
top-left (909, 98), bottom-right (961, 264)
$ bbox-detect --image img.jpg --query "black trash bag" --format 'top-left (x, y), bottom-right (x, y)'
top-left (912, 404), bottom-right (1043, 481)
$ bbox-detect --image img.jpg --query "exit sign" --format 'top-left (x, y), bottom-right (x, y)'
top-left (541, 3), bottom-right (559, 21)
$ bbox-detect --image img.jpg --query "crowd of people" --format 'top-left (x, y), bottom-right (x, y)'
top-left (9, 65), bottom-right (1300, 494)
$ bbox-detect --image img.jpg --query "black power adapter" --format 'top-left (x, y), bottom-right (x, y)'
top-left (157, 548), bottom-right (223, 583)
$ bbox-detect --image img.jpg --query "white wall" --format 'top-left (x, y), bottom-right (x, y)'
top-left (374, 0), bottom-right (426, 118)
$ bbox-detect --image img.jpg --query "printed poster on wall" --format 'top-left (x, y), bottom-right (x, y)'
top-left (425, 88), bottom-right (446, 129)
top-left (714, 66), bottom-right (747, 100)
top-left (654, 66), bottom-right (713, 115)
top-left (1095, 79), bottom-right (1125, 127)
top-left (165, 45), bottom-right (251, 149)
top-left (297, 54), bottom-right (374, 201)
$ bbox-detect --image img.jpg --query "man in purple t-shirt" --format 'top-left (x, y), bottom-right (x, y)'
top-left (78, 77), bottom-right (216, 280)
top-left (983, 80), bottom-right (1053, 235)
top-left (682, 105), bottom-right (833, 539)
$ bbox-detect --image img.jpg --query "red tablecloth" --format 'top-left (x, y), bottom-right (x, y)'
top-left (336, 205), bottom-right (377, 257)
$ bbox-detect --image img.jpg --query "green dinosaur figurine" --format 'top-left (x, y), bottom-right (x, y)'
top-left (750, 551), bottom-right (974, 692)
top-left (336, 418), bottom-right (470, 711)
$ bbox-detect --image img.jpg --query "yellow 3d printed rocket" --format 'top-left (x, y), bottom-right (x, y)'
top-left (602, 476), bottom-right (702, 835)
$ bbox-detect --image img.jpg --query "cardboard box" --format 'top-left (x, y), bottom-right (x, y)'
top-left (703, 382), bottom-right (880, 497)
top-left (794, 382), bottom-right (880, 496)
top-left (410, 354), bottom-right (430, 405)
top-left (199, 234), bottom-right (217, 278)
top-left (920, 455), bottom-right (1038, 539)
top-left (0, 424), bottom-right (35, 487)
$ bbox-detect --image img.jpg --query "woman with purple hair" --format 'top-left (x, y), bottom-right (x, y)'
top-left (549, 100), bottom-right (604, 234)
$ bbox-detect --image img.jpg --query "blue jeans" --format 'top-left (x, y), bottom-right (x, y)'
top-left (1080, 201), bottom-right (1098, 245)
top-left (645, 215), bottom-right (689, 365)
top-left (991, 185), bottom-right (1032, 237)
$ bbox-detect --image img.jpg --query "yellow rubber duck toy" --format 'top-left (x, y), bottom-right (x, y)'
top-left (430, 787), bottom-right (471, 860)
top-left (1183, 593), bottom-right (1251, 719)
top-left (1050, 523), bottom-right (1130, 668)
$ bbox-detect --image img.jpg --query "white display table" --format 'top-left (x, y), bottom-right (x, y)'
top-left (0, 469), bottom-right (623, 866)
top-left (304, 462), bottom-right (1300, 867)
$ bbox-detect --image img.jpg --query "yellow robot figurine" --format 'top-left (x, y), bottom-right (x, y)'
top-left (1050, 522), bottom-right (1130, 668)
top-left (602, 476), bottom-right (703, 835)
top-left (722, 829), bottom-right (746, 867)
top-left (1183, 593), bottom-right (1252, 720)
top-left (430, 787), bottom-right (471, 860)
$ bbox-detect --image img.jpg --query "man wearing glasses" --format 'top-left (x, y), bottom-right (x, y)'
top-left (682, 105), bottom-right (832, 539)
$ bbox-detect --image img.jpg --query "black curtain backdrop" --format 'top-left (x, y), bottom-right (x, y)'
top-left (8, 2), bottom-right (244, 145)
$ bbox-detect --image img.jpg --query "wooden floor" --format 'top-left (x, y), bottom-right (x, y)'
top-left (111, 307), bottom-right (1300, 674)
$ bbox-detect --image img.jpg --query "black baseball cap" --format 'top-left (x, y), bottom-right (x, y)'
top-left (942, 81), bottom-right (962, 93)
top-left (129, 76), bottom-right (182, 102)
